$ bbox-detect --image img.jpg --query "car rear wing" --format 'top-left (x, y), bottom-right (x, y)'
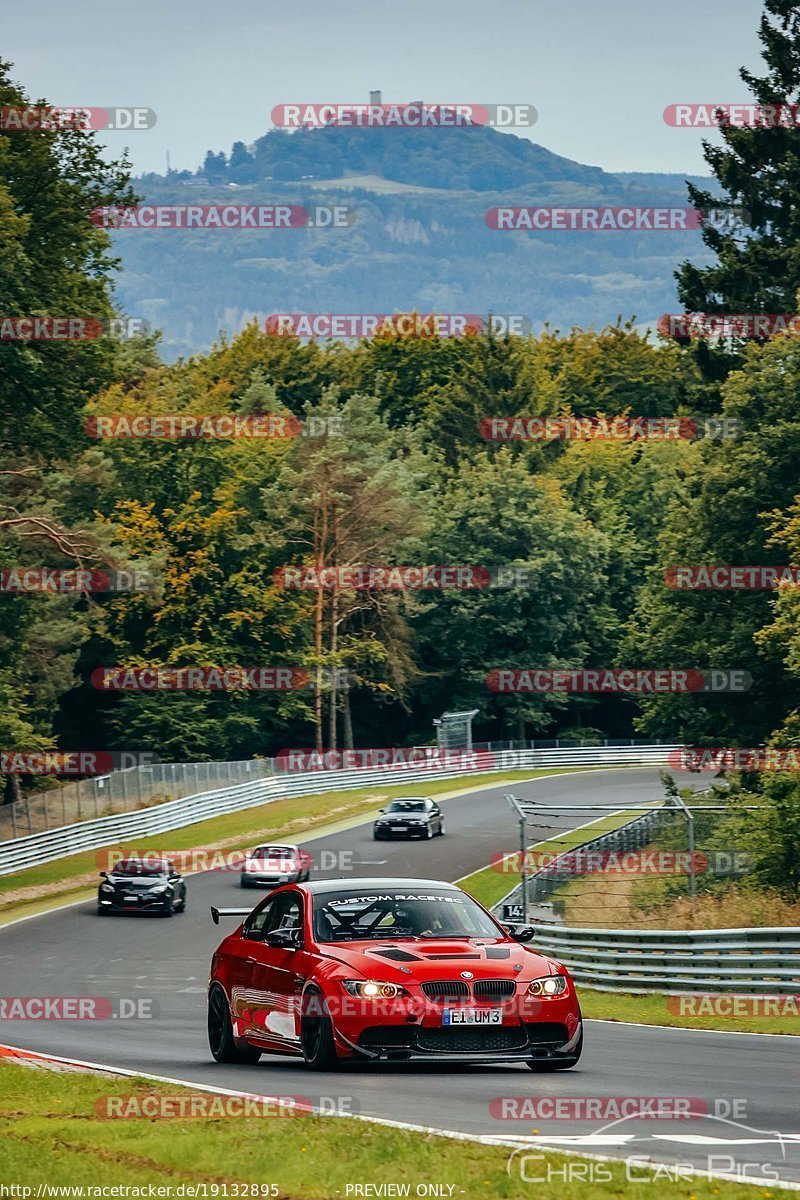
top-left (210, 906), bottom-right (253, 925)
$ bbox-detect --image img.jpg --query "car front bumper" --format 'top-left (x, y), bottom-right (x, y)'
top-left (99, 892), bottom-right (172, 911)
top-left (373, 824), bottom-right (429, 837)
top-left (327, 991), bottom-right (581, 1062)
top-left (347, 1019), bottom-right (582, 1063)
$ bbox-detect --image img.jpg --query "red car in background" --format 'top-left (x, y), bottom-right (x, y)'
top-left (240, 843), bottom-right (313, 889)
top-left (208, 877), bottom-right (583, 1070)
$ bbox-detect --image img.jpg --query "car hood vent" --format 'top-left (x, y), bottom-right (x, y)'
top-left (422, 953), bottom-right (481, 960)
top-left (368, 947), bottom-right (422, 962)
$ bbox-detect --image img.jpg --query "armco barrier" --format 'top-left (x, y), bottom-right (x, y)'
top-left (0, 744), bottom-right (678, 876)
top-left (490, 806), bottom-right (800, 994)
top-left (525, 923), bottom-right (800, 994)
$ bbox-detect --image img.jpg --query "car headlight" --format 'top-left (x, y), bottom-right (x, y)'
top-left (100, 883), bottom-right (114, 893)
top-left (528, 974), bottom-right (568, 997)
top-left (148, 883), bottom-right (170, 894)
top-left (341, 980), bottom-right (409, 999)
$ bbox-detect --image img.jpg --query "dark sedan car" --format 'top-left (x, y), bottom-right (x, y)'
top-left (373, 797), bottom-right (444, 839)
top-left (97, 858), bottom-right (187, 916)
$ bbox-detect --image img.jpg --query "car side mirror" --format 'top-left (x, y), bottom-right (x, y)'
top-left (378, 808), bottom-right (385, 813)
top-left (99, 870), bottom-right (107, 878)
top-left (503, 924), bottom-right (536, 943)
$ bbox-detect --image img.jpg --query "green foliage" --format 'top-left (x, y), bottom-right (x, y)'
top-left (677, 2), bottom-right (800, 317)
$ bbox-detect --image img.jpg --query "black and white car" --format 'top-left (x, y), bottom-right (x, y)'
top-left (373, 797), bottom-right (445, 839)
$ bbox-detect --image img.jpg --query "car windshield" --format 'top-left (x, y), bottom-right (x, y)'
top-left (253, 845), bottom-right (295, 858)
top-left (113, 861), bottom-right (169, 877)
top-left (313, 888), bottom-right (502, 942)
top-left (385, 800), bottom-right (426, 813)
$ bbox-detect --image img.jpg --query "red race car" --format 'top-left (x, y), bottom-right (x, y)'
top-left (207, 877), bottom-right (582, 1070)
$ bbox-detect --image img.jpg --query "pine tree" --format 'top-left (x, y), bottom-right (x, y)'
top-left (677, 1), bottom-right (800, 314)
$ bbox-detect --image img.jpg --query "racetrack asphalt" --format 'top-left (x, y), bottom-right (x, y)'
top-left (1, 766), bottom-right (798, 1186)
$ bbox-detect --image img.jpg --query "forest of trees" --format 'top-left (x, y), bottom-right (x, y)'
top-left (4, 1), bottom-right (800, 797)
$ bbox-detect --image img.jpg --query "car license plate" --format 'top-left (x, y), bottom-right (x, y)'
top-left (442, 1008), bottom-right (503, 1026)
top-left (124, 894), bottom-right (139, 901)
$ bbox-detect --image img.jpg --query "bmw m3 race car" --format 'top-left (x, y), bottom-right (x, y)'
top-left (207, 877), bottom-right (582, 1069)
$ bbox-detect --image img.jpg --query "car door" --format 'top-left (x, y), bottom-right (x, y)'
top-left (243, 892), bottom-right (307, 1050)
top-left (429, 800), bottom-right (443, 833)
top-left (227, 893), bottom-right (283, 1040)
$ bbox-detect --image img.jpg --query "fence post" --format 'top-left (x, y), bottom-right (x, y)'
top-left (519, 814), bottom-right (528, 921)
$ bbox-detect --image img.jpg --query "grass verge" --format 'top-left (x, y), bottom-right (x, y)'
top-left (577, 988), bottom-right (800, 1035)
top-left (0, 1058), bottom-right (777, 1199)
top-left (0, 769), bottom-right (584, 924)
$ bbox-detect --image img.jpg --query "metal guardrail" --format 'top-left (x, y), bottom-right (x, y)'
top-left (491, 806), bottom-right (800, 994)
top-left (0, 744), bottom-right (678, 876)
top-left (527, 923), bottom-right (800, 994)
top-left (0, 758), bottom-right (274, 840)
top-left (0, 737), bottom-right (670, 839)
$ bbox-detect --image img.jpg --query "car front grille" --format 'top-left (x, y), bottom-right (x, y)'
top-left (473, 979), bottom-right (516, 999)
top-left (358, 1024), bottom-right (529, 1055)
top-left (417, 1026), bottom-right (527, 1053)
top-left (421, 980), bottom-right (470, 1000)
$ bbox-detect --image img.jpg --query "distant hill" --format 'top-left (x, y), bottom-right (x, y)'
top-left (115, 125), bottom-right (717, 360)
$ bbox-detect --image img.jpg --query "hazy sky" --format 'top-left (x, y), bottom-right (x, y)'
top-left (6, 0), bottom-right (765, 178)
